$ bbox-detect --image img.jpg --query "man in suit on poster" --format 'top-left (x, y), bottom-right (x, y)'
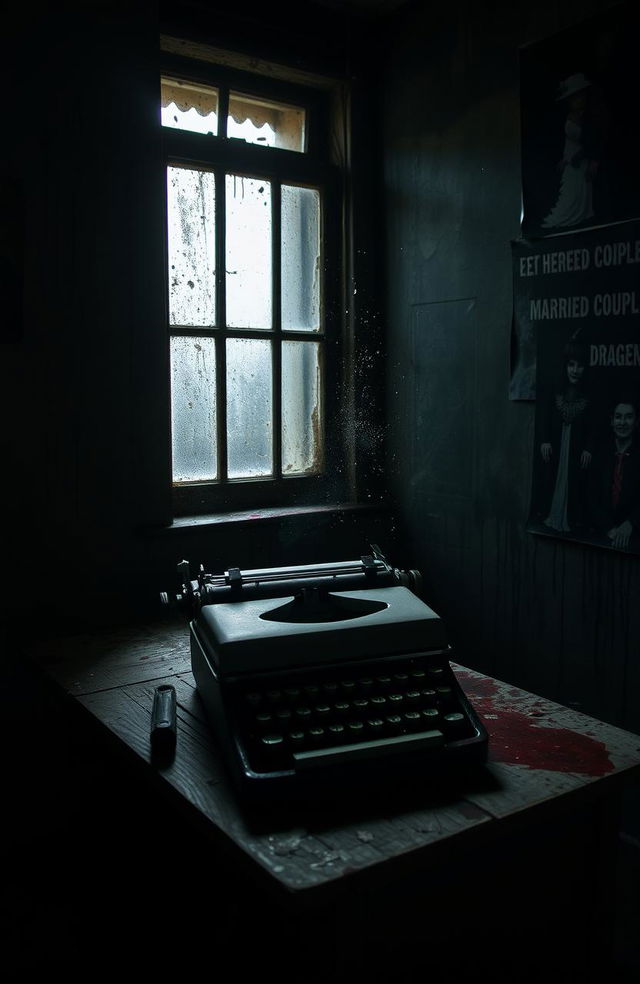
top-left (587, 395), bottom-right (640, 550)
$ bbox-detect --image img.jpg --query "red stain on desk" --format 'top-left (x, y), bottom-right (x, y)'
top-left (456, 671), bottom-right (614, 777)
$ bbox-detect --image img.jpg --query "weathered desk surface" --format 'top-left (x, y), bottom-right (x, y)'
top-left (27, 615), bottom-right (640, 980)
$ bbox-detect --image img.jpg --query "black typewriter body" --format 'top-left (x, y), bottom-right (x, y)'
top-left (168, 549), bottom-right (488, 802)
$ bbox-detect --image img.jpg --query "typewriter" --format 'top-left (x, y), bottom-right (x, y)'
top-left (164, 547), bottom-right (488, 802)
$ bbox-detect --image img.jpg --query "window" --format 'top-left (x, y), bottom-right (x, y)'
top-left (161, 44), bottom-right (345, 515)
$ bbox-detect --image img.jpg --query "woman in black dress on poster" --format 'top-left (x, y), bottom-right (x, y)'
top-left (535, 339), bottom-right (593, 533)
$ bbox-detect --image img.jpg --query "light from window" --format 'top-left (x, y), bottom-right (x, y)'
top-left (165, 99), bottom-right (323, 489)
top-left (171, 336), bottom-right (217, 482)
top-left (226, 175), bottom-right (272, 329)
top-left (228, 92), bottom-right (305, 151)
top-left (282, 340), bottom-right (323, 474)
top-left (161, 77), bottom-right (218, 134)
top-left (227, 338), bottom-right (273, 478)
top-left (167, 166), bottom-right (216, 327)
top-left (281, 185), bottom-right (320, 332)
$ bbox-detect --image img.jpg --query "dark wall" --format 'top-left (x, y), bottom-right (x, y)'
top-left (0, 1), bottom-right (393, 633)
top-left (3, 0), bottom-right (638, 738)
top-left (381, 0), bottom-right (640, 733)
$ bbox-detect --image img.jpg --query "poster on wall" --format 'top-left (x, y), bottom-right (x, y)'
top-left (522, 219), bottom-right (640, 554)
top-left (519, 1), bottom-right (640, 240)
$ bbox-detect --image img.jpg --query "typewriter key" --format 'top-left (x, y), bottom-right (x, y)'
top-left (315, 703), bottom-right (332, 716)
top-left (443, 712), bottom-right (466, 728)
top-left (348, 721), bottom-right (364, 734)
top-left (405, 690), bottom-right (421, 702)
top-left (353, 698), bottom-right (369, 710)
top-left (421, 707), bottom-right (440, 722)
top-left (388, 693), bottom-right (404, 704)
top-left (367, 718), bottom-right (385, 730)
top-left (328, 723), bottom-right (345, 735)
top-left (289, 730), bottom-right (305, 744)
top-left (386, 714), bottom-right (402, 726)
top-left (295, 706), bottom-right (312, 719)
top-left (309, 726), bottom-right (325, 740)
top-left (261, 734), bottom-right (284, 747)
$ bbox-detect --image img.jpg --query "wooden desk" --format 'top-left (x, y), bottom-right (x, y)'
top-left (27, 616), bottom-right (640, 982)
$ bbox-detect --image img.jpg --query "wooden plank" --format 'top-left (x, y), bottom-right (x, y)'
top-left (453, 664), bottom-right (640, 819)
top-left (28, 619), bottom-right (191, 695)
top-left (75, 675), bottom-right (493, 896)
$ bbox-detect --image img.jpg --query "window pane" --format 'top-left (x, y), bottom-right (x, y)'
top-left (281, 185), bottom-right (320, 332)
top-left (167, 166), bottom-right (216, 327)
top-left (227, 338), bottom-right (272, 478)
top-left (228, 92), bottom-right (305, 151)
top-left (226, 175), bottom-right (272, 329)
top-left (171, 336), bottom-right (217, 482)
top-left (161, 77), bottom-right (218, 135)
top-left (282, 341), bottom-right (323, 475)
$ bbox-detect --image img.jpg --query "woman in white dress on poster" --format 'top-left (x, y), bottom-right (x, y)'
top-left (542, 73), bottom-right (606, 231)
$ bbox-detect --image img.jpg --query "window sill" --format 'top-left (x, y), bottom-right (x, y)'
top-left (148, 499), bottom-right (392, 535)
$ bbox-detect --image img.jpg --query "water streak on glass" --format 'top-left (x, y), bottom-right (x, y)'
top-left (281, 185), bottom-right (320, 332)
top-left (167, 166), bottom-right (216, 327)
top-left (161, 77), bottom-right (219, 134)
top-left (227, 338), bottom-right (272, 478)
top-left (282, 340), bottom-right (323, 474)
top-left (226, 175), bottom-right (272, 329)
top-left (171, 336), bottom-right (217, 482)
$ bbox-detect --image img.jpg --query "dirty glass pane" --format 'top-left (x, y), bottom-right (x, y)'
top-left (281, 185), bottom-right (320, 332)
top-left (171, 336), bottom-right (217, 482)
top-left (161, 77), bottom-right (218, 135)
top-left (226, 175), bottom-right (272, 329)
top-left (228, 92), bottom-right (305, 152)
top-left (282, 341), bottom-right (322, 475)
top-left (167, 166), bottom-right (216, 327)
top-left (227, 338), bottom-right (272, 478)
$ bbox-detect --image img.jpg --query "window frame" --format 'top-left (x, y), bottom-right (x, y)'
top-left (160, 51), bottom-right (348, 517)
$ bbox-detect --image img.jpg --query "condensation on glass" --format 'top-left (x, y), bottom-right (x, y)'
top-left (167, 166), bottom-right (216, 327)
top-left (226, 338), bottom-right (273, 479)
top-left (171, 336), bottom-right (217, 482)
top-left (226, 175), bottom-right (272, 330)
top-left (281, 185), bottom-right (320, 332)
top-left (228, 92), bottom-right (305, 151)
top-left (282, 340), bottom-right (323, 475)
top-left (161, 77), bottom-right (219, 134)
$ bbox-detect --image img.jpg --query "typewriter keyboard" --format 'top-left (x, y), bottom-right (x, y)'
top-left (225, 652), bottom-right (485, 776)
